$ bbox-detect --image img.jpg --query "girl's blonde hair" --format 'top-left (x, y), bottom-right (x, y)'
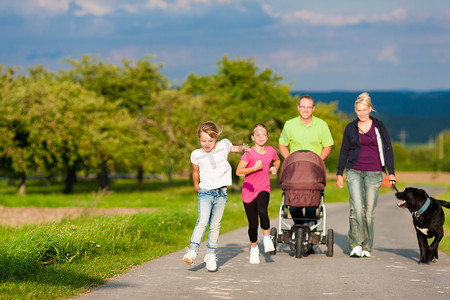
top-left (355, 92), bottom-right (376, 112)
top-left (197, 121), bottom-right (222, 139)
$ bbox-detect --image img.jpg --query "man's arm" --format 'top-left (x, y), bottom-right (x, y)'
top-left (278, 144), bottom-right (290, 159)
top-left (320, 145), bottom-right (332, 160)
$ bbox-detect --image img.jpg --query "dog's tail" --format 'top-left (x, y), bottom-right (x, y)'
top-left (438, 200), bottom-right (450, 209)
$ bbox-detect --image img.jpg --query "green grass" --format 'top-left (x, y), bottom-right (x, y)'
top-left (0, 177), bottom-right (448, 299)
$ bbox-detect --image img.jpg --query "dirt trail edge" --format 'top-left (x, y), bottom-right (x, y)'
top-left (81, 186), bottom-right (450, 299)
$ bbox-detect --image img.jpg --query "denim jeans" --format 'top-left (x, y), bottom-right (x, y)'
top-left (346, 169), bottom-right (382, 252)
top-left (189, 187), bottom-right (227, 254)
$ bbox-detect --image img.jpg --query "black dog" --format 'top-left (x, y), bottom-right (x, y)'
top-left (395, 187), bottom-right (450, 263)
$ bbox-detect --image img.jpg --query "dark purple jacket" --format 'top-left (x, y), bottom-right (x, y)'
top-left (336, 117), bottom-right (395, 176)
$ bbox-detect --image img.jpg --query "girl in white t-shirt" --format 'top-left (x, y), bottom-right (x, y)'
top-left (183, 121), bottom-right (250, 272)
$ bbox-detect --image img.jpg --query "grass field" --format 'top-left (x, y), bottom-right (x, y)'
top-left (0, 177), bottom-right (448, 299)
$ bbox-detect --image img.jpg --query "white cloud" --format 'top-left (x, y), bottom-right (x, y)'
top-left (0, 0), bottom-right (115, 16)
top-left (378, 45), bottom-right (399, 64)
top-left (280, 8), bottom-right (407, 27)
top-left (109, 46), bottom-right (141, 63)
top-left (0, 0), bottom-right (71, 16)
top-left (146, 0), bottom-right (168, 9)
top-left (73, 0), bottom-right (115, 16)
top-left (260, 50), bottom-right (338, 72)
top-left (173, 0), bottom-right (210, 11)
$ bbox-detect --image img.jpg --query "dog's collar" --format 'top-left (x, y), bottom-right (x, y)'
top-left (413, 197), bottom-right (431, 218)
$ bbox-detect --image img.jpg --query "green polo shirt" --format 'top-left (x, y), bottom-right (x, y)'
top-left (278, 116), bottom-right (334, 156)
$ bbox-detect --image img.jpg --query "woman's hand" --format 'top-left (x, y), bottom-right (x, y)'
top-left (336, 175), bottom-right (344, 189)
top-left (269, 166), bottom-right (278, 175)
top-left (388, 174), bottom-right (396, 185)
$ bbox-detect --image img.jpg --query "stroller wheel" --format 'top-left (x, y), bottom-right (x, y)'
top-left (270, 227), bottom-right (277, 255)
top-left (327, 229), bottom-right (334, 257)
top-left (295, 227), bottom-right (304, 258)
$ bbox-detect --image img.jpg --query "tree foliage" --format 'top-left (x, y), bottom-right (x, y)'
top-left (1, 55), bottom-right (447, 194)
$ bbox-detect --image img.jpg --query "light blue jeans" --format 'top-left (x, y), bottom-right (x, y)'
top-left (346, 169), bottom-right (382, 252)
top-left (189, 187), bottom-right (227, 255)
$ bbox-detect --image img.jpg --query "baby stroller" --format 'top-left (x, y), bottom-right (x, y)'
top-left (270, 150), bottom-right (334, 258)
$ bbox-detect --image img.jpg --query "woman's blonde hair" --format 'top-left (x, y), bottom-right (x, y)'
top-left (197, 121), bottom-right (222, 139)
top-left (355, 92), bottom-right (376, 112)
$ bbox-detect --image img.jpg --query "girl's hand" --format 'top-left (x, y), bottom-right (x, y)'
top-left (269, 166), bottom-right (278, 175)
top-left (242, 144), bottom-right (251, 152)
top-left (254, 160), bottom-right (263, 170)
top-left (193, 185), bottom-right (199, 193)
top-left (336, 175), bottom-right (344, 189)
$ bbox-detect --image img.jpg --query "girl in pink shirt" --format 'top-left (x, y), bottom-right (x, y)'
top-left (236, 123), bottom-right (281, 264)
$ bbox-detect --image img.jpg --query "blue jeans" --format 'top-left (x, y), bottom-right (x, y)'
top-left (346, 169), bottom-right (382, 252)
top-left (189, 187), bottom-right (227, 254)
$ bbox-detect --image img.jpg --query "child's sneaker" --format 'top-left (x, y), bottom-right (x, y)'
top-left (204, 253), bottom-right (218, 272)
top-left (263, 235), bottom-right (275, 253)
top-left (183, 248), bottom-right (197, 266)
top-left (249, 246), bottom-right (260, 264)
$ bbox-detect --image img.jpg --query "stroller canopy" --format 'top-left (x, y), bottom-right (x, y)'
top-left (280, 150), bottom-right (327, 207)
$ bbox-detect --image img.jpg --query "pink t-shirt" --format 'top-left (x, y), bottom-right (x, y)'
top-left (240, 146), bottom-right (278, 203)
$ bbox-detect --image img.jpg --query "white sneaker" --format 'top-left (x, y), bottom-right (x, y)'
top-left (263, 236), bottom-right (275, 253)
top-left (249, 246), bottom-right (260, 264)
top-left (350, 245), bottom-right (362, 257)
top-left (361, 250), bottom-right (371, 257)
top-left (183, 248), bottom-right (197, 266)
top-left (204, 253), bottom-right (218, 272)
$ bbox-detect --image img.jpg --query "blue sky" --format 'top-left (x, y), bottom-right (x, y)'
top-left (1, 0), bottom-right (450, 91)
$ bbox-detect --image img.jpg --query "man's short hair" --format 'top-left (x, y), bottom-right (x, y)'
top-left (298, 95), bottom-right (315, 106)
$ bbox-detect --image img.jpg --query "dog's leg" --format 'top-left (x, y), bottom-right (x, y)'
top-left (428, 230), bottom-right (443, 262)
top-left (416, 231), bottom-right (429, 263)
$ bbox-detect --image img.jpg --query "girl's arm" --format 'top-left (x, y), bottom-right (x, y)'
top-left (236, 159), bottom-right (263, 176)
top-left (192, 163), bottom-right (200, 193)
top-left (269, 155), bottom-right (281, 175)
top-left (230, 144), bottom-right (251, 153)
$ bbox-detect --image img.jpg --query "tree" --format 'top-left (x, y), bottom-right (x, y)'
top-left (59, 55), bottom-right (169, 188)
top-left (143, 89), bottom-right (206, 184)
top-left (0, 72), bottom-right (136, 194)
top-left (182, 56), bottom-right (296, 183)
top-left (435, 129), bottom-right (450, 172)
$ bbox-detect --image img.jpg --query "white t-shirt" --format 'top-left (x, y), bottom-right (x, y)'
top-left (190, 139), bottom-right (232, 190)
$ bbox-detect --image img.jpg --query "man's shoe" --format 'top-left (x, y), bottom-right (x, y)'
top-left (249, 246), bottom-right (260, 264)
top-left (204, 254), bottom-right (218, 271)
top-left (361, 250), bottom-right (371, 257)
top-left (183, 248), bottom-right (197, 266)
top-left (350, 246), bottom-right (362, 257)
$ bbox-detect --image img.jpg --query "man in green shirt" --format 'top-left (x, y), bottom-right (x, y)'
top-left (278, 95), bottom-right (333, 227)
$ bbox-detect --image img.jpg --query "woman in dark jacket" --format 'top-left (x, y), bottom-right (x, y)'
top-left (336, 92), bottom-right (396, 258)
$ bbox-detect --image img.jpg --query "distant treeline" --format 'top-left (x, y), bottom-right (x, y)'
top-left (293, 91), bottom-right (450, 144)
top-left (1, 56), bottom-right (449, 195)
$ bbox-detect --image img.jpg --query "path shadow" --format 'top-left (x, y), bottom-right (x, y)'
top-left (187, 243), bottom-right (245, 272)
top-left (333, 231), bottom-right (349, 255)
top-left (375, 248), bottom-right (420, 263)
